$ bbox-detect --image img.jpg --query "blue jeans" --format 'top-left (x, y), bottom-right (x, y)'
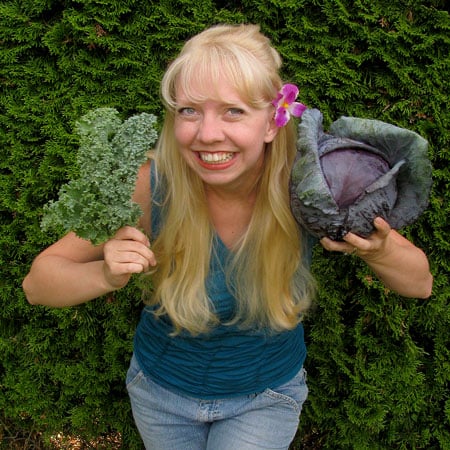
top-left (126, 354), bottom-right (308, 449)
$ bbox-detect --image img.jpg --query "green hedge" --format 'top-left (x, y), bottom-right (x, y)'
top-left (1, 1), bottom-right (449, 448)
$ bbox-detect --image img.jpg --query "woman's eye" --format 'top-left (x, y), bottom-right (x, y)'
top-left (228, 108), bottom-right (244, 116)
top-left (178, 107), bottom-right (197, 116)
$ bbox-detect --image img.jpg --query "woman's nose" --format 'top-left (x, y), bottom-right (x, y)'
top-left (197, 113), bottom-right (225, 143)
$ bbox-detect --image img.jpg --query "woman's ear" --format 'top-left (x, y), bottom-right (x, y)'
top-left (264, 115), bottom-right (279, 143)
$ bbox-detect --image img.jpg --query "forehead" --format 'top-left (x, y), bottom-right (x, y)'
top-left (172, 51), bottom-right (271, 109)
top-left (162, 40), bottom-right (277, 113)
top-left (175, 74), bottom-right (246, 105)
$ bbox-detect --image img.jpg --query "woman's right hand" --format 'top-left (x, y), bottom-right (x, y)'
top-left (103, 226), bottom-right (157, 290)
top-left (23, 161), bottom-right (155, 307)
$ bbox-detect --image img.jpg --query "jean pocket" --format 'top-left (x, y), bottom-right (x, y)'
top-left (126, 354), bottom-right (145, 390)
top-left (263, 368), bottom-right (309, 413)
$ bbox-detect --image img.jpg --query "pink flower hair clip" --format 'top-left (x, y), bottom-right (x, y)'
top-left (272, 83), bottom-right (307, 127)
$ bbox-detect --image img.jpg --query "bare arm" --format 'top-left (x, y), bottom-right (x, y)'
top-left (320, 217), bottom-right (433, 299)
top-left (23, 234), bottom-right (111, 307)
top-left (22, 162), bottom-right (155, 307)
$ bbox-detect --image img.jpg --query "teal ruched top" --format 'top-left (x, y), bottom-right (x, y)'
top-left (133, 164), bottom-right (314, 399)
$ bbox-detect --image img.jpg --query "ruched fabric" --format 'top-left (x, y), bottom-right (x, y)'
top-left (132, 163), bottom-right (311, 399)
top-left (134, 303), bottom-right (306, 398)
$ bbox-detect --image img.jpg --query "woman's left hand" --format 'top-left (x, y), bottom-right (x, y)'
top-left (320, 217), bottom-right (391, 260)
top-left (319, 216), bottom-right (433, 298)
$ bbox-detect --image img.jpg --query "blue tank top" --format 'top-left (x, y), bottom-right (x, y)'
top-left (133, 164), bottom-right (315, 399)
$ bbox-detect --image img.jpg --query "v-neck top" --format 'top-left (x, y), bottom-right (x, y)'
top-left (132, 164), bottom-right (314, 399)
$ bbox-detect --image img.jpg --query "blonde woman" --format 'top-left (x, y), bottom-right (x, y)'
top-left (23, 24), bottom-right (432, 449)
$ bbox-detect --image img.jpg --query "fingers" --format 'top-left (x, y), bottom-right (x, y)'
top-left (373, 216), bottom-right (391, 237)
top-left (113, 225), bottom-right (151, 247)
top-left (320, 217), bottom-right (392, 257)
top-left (320, 236), bottom-right (357, 255)
top-left (102, 226), bottom-right (157, 288)
top-left (107, 240), bottom-right (155, 273)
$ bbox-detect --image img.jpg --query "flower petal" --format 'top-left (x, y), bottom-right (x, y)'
top-left (275, 108), bottom-right (290, 127)
top-left (289, 102), bottom-right (307, 118)
top-left (272, 92), bottom-right (283, 107)
top-left (281, 84), bottom-right (299, 104)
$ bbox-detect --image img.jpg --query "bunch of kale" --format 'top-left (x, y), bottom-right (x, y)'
top-left (41, 108), bottom-right (158, 245)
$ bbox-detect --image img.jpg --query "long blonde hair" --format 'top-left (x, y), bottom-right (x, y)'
top-left (144, 24), bottom-right (315, 334)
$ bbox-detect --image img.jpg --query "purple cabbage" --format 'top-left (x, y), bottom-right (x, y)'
top-left (290, 109), bottom-right (432, 240)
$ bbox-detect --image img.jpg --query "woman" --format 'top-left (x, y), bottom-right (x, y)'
top-left (23, 24), bottom-right (432, 449)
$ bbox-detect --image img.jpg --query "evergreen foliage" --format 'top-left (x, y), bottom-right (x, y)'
top-left (1, 0), bottom-right (448, 448)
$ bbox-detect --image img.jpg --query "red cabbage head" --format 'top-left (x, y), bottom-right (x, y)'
top-left (290, 109), bottom-right (432, 240)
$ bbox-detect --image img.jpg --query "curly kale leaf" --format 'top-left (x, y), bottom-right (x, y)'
top-left (41, 108), bottom-right (158, 245)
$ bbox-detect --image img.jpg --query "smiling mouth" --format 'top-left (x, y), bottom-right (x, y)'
top-left (198, 152), bottom-right (234, 164)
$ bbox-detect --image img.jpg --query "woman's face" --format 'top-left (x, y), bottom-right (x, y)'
top-left (174, 76), bottom-right (278, 193)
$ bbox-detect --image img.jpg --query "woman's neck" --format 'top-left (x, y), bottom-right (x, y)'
top-left (205, 185), bottom-right (258, 249)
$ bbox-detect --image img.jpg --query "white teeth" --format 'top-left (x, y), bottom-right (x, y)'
top-left (199, 152), bottom-right (233, 164)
